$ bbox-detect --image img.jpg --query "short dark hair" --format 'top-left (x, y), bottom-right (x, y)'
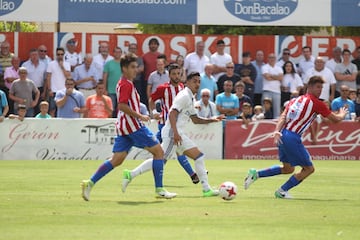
top-left (120, 53), bottom-right (137, 69)
top-left (148, 38), bottom-right (159, 46)
top-left (186, 72), bottom-right (200, 81)
top-left (168, 63), bottom-right (180, 74)
top-left (56, 47), bottom-right (65, 53)
top-left (307, 76), bottom-right (325, 86)
top-left (216, 39), bottom-right (225, 45)
top-left (342, 49), bottom-right (351, 55)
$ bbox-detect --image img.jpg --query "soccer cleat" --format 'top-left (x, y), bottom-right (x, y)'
top-left (274, 189), bottom-right (293, 199)
top-left (191, 173), bottom-right (200, 184)
top-left (81, 180), bottom-right (94, 201)
top-left (121, 169), bottom-right (132, 193)
top-left (203, 188), bottom-right (220, 197)
top-left (155, 188), bottom-right (177, 199)
top-left (244, 168), bottom-right (258, 190)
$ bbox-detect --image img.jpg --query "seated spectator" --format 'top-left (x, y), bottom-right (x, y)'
top-left (349, 88), bottom-right (357, 101)
top-left (354, 89), bottom-right (360, 121)
top-left (35, 101), bottom-right (51, 119)
top-left (84, 81), bottom-right (113, 118)
top-left (239, 102), bottom-right (253, 127)
top-left (331, 85), bottom-right (355, 120)
top-left (195, 88), bottom-right (217, 118)
top-left (234, 81), bottom-right (253, 117)
top-left (252, 105), bottom-right (265, 121)
top-left (8, 104), bottom-right (26, 121)
top-left (215, 80), bottom-right (239, 121)
top-left (263, 97), bottom-right (273, 119)
top-left (0, 89), bottom-right (9, 122)
top-left (55, 78), bottom-right (86, 118)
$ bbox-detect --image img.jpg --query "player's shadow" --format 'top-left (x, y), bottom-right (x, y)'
top-left (291, 198), bottom-right (351, 202)
top-left (117, 200), bottom-right (165, 205)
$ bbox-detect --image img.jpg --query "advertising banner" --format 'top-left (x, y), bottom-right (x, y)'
top-left (225, 120), bottom-right (360, 160)
top-left (0, 119), bottom-right (223, 160)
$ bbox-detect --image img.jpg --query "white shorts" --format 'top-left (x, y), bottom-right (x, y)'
top-left (161, 127), bottom-right (197, 159)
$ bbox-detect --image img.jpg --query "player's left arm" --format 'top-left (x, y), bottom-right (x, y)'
top-left (190, 114), bottom-right (225, 124)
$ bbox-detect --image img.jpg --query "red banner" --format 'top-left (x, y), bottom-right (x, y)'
top-left (225, 120), bottom-right (360, 160)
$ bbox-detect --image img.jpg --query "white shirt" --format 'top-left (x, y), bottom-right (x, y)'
top-left (163, 87), bottom-right (196, 134)
top-left (22, 60), bottom-right (46, 88)
top-left (282, 73), bottom-right (303, 93)
top-left (184, 52), bottom-right (209, 74)
top-left (261, 64), bottom-right (283, 93)
top-left (325, 58), bottom-right (341, 73)
top-left (210, 52), bottom-right (232, 81)
top-left (298, 56), bottom-right (315, 79)
top-left (46, 60), bottom-right (71, 92)
top-left (93, 54), bottom-right (114, 80)
top-left (195, 99), bottom-right (217, 118)
top-left (64, 51), bottom-right (83, 67)
top-left (304, 67), bottom-right (336, 101)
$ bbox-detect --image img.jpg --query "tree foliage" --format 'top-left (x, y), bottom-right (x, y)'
top-left (0, 22), bottom-right (38, 32)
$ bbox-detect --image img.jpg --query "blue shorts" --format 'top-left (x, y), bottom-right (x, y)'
top-left (113, 126), bottom-right (159, 153)
top-left (278, 129), bottom-right (312, 167)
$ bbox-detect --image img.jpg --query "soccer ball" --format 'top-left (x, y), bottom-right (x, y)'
top-left (219, 181), bottom-right (238, 201)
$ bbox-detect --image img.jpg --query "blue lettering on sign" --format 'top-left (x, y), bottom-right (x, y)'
top-left (0, 0), bottom-right (22, 16)
top-left (223, 0), bottom-right (298, 22)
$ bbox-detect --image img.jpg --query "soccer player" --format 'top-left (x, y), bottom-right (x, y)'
top-left (81, 53), bottom-right (176, 201)
top-left (244, 76), bottom-right (348, 199)
top-left (123, 63), bottom-right (199, 185)
top-left (122, 72), bottom-right (225, 197)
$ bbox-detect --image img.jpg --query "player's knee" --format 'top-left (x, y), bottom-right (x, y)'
top-left (282, 166), bottom-right (295, 174)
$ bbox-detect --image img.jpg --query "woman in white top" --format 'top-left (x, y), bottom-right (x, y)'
top-left (281, 61), bottom-right (304, 106)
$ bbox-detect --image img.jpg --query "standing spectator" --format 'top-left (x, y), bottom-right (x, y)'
top-left (210, 39), bottom-right (233, 82)
top-left (0, 88), bottom-right (9, 122)
top-left (55, 78), bottom-right (86, 118)
top-left (276, 48), bottom-right (297, 72)
top-left (38, 45), bottom-right (52, 67)
top-left (74, 54), bottom-right (98, 100)
top-left (147, 58), bottom-right (169, 101)
top-left (235, 51), bottom-right (257, 101)
top-left (195, 88), bottom-right (217, 118)
top-left (354, 88), bottom-right (360, 120)
top-left (215, 79), bottom-right (239, 120)
top-left (22, 48), bottom-right (47, 115)
top-left (234, 81), bottom-right (252, 117)
top-left (3, 56), bottom-right (20, 114)
top-left (331, 85), bottom-right (355, 120)
top-left (0, 41), bottom-right (15, 94)
top-left (184, 41), bottom-right (209, 75)
top-left (334, 49), bottom-right (358, 97)
top-left (175, 55), bottom-right (187, 83)
top-left (35, 101), bottom-right (51, 119)
top-left (262, 53), bottom-right (283, 118)
top-left (9, 67), bottom-right (40, 117)
top-left (351, 46), bottom-right (360, 90)
top-left (281, 61), bottom-right (303, 106)
top-left (103, 47), bottom-right (122, 118)
top-left (128, 43), bottom-right (145, 104)
top-left (325, 46), bottom-right (342, 73)
top-left (84, 80), bottom-right (112, 118)
top-left (45, 47), bottom-right (71, 117)
top-left (197, 63), bottom-right (218, 101)
top-left (298, 46), bottom-right (315, 81)
top-left (93, 41), bottom-right (114, 80)
top-left (252, 50), bottom-right (265, 106)
top-left (244, 76), bottom-right (348, 199)
top-left (64, 38), bottom-right (83, 78)
top-left (349, 88), bottom-right (357, 101)
top-left (304, 57), bottom-right (336, 102)
top-left (81, 53), bottom-right (176, 201)
top-left (217, 62), bottom-right (240, 93)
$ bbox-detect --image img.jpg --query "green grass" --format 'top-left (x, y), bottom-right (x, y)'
top-left (0, 160), bottom-right (359, 240)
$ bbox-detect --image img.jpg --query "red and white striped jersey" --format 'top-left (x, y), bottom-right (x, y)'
top-left (283, 94), bottom-right (331, 135)
top-left (151, 82), bottom-right (184, 124)
top-left (115, 77), bottom-right (143, 135)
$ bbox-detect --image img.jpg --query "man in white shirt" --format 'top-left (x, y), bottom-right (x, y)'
top-left (184, 41), bottom-right (209, 75)
top-left (64, 39), bottom-right (83, 78)
top-left (210, 39), bottom-right (233, 82)
top-left (195, 88), bottom-right (217, 118)
top-left (93, 41), bottom-right (114, 80)
top-left (298, 46), bottom-right (315, 81)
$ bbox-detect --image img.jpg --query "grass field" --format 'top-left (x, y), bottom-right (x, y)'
top-left (0, 160), bottom-right (359, 240)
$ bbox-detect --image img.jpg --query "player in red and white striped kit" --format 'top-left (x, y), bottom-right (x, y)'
top-left (244, 76), bottom-right (348, 199)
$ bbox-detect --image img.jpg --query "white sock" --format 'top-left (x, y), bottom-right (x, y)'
top-left (194, 154), bottom-right (211, 191)
top-left (131, 158), bottom-right (153, 179)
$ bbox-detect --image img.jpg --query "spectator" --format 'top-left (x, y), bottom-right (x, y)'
top-left (35, 101), bottom-right (51, 119)
top-left (334, 49), bottom-right (358, 97)
top-left (298, 46), bottom-right (315, 80)
top-left (234, 81), bottom-right (252, 117)
top-left (239, 102), bottom-right (253, 127)
top-left (93, 41), bottom-right (114, 80)
top-left (252, 105), bottom-right (265, 121)
top-left (217, 62), bottom-right (241, 93)
top-left (252, 50), bottom-right (265, 106)
top-left (74, 54), bottom-right (98, 100)
top-left (45, 47), bottom-right (71, 117)
top-left (331, 85), bottom-right (355, 120)
top-left (354, 88), bottom-right (360, 121)
top-left (197, 63), bottom-right (218, 101)
top-left (325, 46), bottom-right (342, 73)
top-left (0, 88), bottom-right (9, 122)
top-left (184, 41), bottom-right (209, 75)
top-left (263, 97), bottom-right (273, 119)
top-left (235, 51), bottom-right (257, 101)
top-left (84, 80), bottom-right (112, 118)
top-left (4, 56), bottom-right (20, 114)
top-left (215, 79), bottom-right (239, 120)
top-left (351, 46), bottom-right (360, 90)
top-left (128, 43), bottom-right (145, 104)
top-left (55, 78), bottom-right (86, 118)
top-left (349, 88), bottom-right (357, 101)
top-left (38, 45), bottom-right (52, 67)
top-left (210, 39), bottom-right (233, 82)
top-left (0, 41), bottom-right (15, 94)
top-left (281, 61), bottom-right (303, 106)
top-left (64, 38), bottom-right (83, 78)
top-left (276, 48), bottom-right (297, 72)
top-left (262, 53), bottom-right (283, 118)
top-left (175, 55), bottom-right (187, 83)
top-left (103, 47), bottom-right (122, 118)
top-left (195, 88), bottom-right (217, 118)
top-left (9, 67), bottom-right (40, 117)
top-left (147, 58), bottom-right (169, 101)
top-left (8, 104), bottom-right (26, 121)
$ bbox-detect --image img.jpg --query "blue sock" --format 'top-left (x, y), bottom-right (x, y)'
top-left (258, 165), bottom-right (281, 178)
top-left (281, 175), bottom-right (301, 191)
top-left (90, 160), bottom-right (114, 184)
top-left (177, 155), bottom-right (195, 176)
top-left (152, 159), bottom-right (164, 188)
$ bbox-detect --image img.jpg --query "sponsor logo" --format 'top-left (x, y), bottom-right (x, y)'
top-left (0, 0), bottom-right (22, 16)
top-left (223, 0), bottom-right (298, 22)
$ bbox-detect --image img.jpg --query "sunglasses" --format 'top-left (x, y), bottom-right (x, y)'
top-left (39, 50), bottom-right (47, 53)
